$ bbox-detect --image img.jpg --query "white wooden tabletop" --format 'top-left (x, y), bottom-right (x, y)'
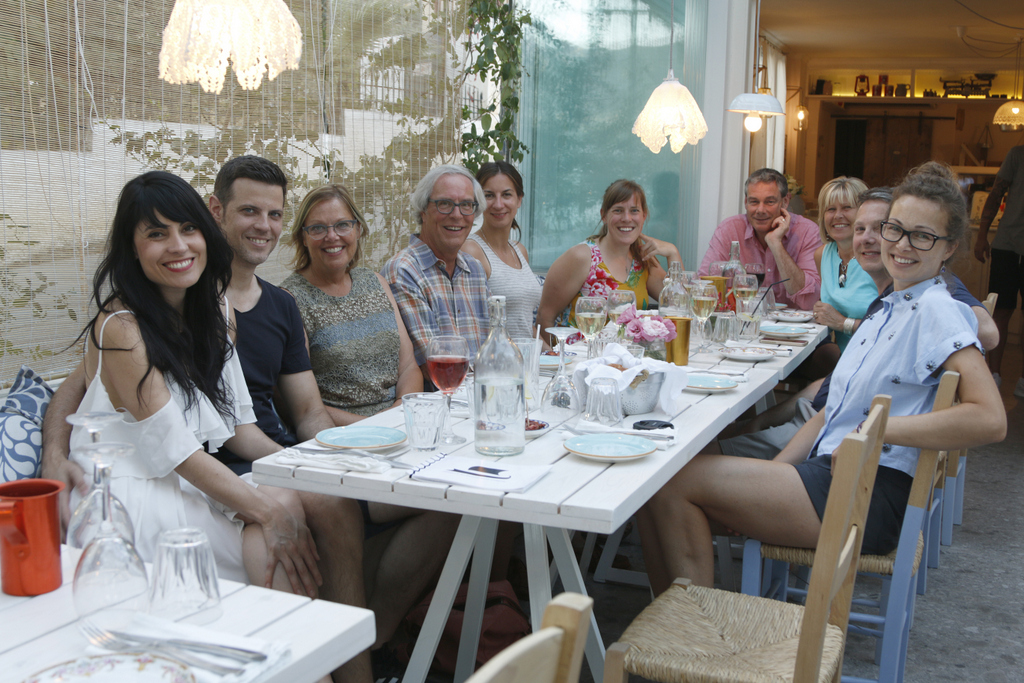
top-left (0, 546), bottom-right (375, 683)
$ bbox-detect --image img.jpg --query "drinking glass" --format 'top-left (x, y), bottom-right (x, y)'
top-left (426, 336), bottom-right (470, 445)
top-left (512, 338), bottom-right (542, 412)
top-left (733, 274), bottom-right (759, 304)
top-left (148, 528), bottom-right (221, 624)
top-left (744, 263), bottom-right (766, 287)
top-left (581, 377), bottom-right (622, 427)
top-left (605, 290), bottom-right (637, 323)
top-left (736, 297), bottom-right (763, 341)
top-left (690, 281), bottom-right (718, 353)
top-left (73, 442), bottom-right (148, 632)
top-left (574, 297), bottom-right (607, 360)
top-left (541, 327), bottom-right (581, 421)
top-left (403, 393), bottom-right (448, 451)
top-left (66, 412), bottom-right (135, 548)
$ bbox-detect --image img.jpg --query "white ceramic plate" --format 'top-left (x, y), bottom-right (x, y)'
top-left (685, 375), bottom-right (739, 392)
top-left (24, 653), bottom-right (195, 683)
top-left (719, 346), bottom-right (776, 362)
top-left (773, 310), bottom-right (814, 323)
top-left (315, 426), bottom-right (407, 450)
top-left (564, 434), bottom-right (656, 461)
top-left (760, 324), bottom-right (810, 339)
top-left (540, 352), bottom-right (576, 368)
top-left (525, 419), bottom-right (552, 439)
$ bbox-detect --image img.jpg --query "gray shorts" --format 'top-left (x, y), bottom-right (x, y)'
top-left (718, 398), bottom-right (818, 459)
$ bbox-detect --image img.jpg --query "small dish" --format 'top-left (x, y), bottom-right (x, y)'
top-left (719, 347), bottom-right (776, 362)
top-left (525, 419), bottom-right (552, 439)
top-left (685, 375), bottom-right (739, 392)
top-left (759, 324), bottom-right (809, 339)
top-left (315, 426), bottom-right (407, 450)
top-left (539, 353), bottom-right (575, 368)
top-left (24, 653), bottom-right (196, 683)
top-left (773, 310), bottom-right (813, 323)
top-left (564, 434), bottom-right (656, 461)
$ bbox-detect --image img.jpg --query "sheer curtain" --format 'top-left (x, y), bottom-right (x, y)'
top-left (763, 36), bottom-right (786, 172)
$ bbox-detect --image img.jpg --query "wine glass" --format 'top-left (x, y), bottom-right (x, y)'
top-left (574, 297), bottom-right (607, 360)
top-left (541, 327), bottom-right (581, 421)
top-left (733, 274), bottom-right (759, 304)
top-left (73, 442), bottom-right (148, 632)
top-left (744, 263), bottom-right (766, 287)
top-left (66, 411), bottom-right (135, 548)
top-left (426, 335), bottom-right (470, 445)
top-left (690, 281), bottom-right (718, 353)
top-left (605, 290), bottom-right (637, 322)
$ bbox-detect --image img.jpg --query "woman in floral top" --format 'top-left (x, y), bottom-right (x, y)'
top-left (537, 179), bottom-right (683, 342)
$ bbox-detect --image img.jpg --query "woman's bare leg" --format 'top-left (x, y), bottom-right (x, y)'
top-left (642, 454), bottom-right (822, 594)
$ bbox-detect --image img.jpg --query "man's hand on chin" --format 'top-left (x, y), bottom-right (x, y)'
top-left (765, 208), bottom-right (792, 247)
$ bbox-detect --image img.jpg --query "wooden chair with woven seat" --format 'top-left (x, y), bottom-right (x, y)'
top-left (602, 396), bottom-right (891, 683)
top-left (939, 291), bottom-right (995, 547)
top-left (740, 372), bottom-right (959, 683)
top-left (465, 592), bottom-right (593, 683)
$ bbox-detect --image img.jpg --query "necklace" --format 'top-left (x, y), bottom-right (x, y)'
top-left (481, 231), bottom-right (521, 269)
top-left (838, 259), bottom-right (848, 288)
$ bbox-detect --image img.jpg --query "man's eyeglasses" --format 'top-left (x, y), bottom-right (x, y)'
top-left (302, 220), bottom-right (360, 240)
top-left (428, 198), bottom-right (478, 216)
top-left (879, 221), bottom-right (953, 251)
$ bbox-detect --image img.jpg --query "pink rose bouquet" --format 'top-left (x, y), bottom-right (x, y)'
top-left (615, 305), bottom-right (677, 343)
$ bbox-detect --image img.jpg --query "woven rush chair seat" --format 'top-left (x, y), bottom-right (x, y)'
top-left (616, 580), bottom-right (844, 683)
top-left (757, 533), bottom-right (923, 577)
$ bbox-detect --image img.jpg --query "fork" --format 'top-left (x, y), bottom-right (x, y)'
top-left (81, 622), bottom-right (245, 676)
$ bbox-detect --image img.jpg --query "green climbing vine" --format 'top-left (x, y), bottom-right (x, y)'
top-left (461, 0), bottom-right (531, 173)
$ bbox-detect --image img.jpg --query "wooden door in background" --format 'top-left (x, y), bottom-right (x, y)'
top-left (861, 116), bottom-right (933, 188)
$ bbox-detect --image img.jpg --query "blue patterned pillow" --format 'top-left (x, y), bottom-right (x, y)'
top-left (0, 366), bottom-right (55, 482)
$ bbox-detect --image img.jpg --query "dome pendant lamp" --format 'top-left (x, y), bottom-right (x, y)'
top-left (994, 38), bottom-right (1024, 132)
top-left (726, 0), bottom-right (783, 131)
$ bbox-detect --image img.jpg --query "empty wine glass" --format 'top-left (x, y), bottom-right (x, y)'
top-left (605, 290), bottom-right (637, 322)
top-left (690, 281), bottom-right (718, 353)
top-left (73, 442), bottom-right (148, 632)
top-left (574, 297), bottom-right (607, 360)
top-left (541, 327), bottom-right (581, 421)
top-left (427, 336), bottom-right (470, 445)
top-left (66, 411), bottom-right (135, 548)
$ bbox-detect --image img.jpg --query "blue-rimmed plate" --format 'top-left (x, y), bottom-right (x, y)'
top-left (773, 310), bottom-right (814, 323)
top-left (315, 426), bottom-right (407, 450)
top-left (540, 352), bottom-right (576, 368)
top-left (686, 375), bottom-right (739, 392)
top-left (564, 434), bottom-right (656, 461)
top-left (760, 324), bottom-right (809, 339)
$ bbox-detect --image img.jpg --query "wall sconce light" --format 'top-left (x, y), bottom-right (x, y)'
top-left (796, 105), bottom-right (809, 131)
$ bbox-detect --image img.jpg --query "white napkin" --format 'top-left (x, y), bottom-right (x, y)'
top-left (572, 342), bottom-right (688, 414)
top-left (688, 370), bottom-right (749, 383)
top-left (567, 419), bottom-right (677, 450)
top-left (87, 612), bottom-right (289, 683)
top-left (724, 340), bottom-right (793, 356)
top-left (275, 448), bottom-right (391, 473)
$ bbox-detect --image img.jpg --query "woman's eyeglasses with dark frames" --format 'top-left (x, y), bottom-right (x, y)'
top-left (428, 198), bottom-right (478, 216)
top-left (879, 221), bottom-right (953, 251)
top-left (302, 220), bottom-right (360, 240)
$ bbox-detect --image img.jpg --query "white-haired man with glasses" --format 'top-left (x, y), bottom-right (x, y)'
top-left (382, 164), bottom-right (491, 379)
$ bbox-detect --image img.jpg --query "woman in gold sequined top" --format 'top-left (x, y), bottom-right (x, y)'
top-left (281, 185), bottom-right (421, 425)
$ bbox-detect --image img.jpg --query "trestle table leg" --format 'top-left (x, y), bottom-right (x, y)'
top-left (523, 523), bottom-right (553, 631)
top-left (454, 518), bottom-right (498, 682)
top-left (546, 526), bottom-right (606, 682)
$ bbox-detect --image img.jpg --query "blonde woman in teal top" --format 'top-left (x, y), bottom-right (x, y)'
top-left (813, 177), bottom-right (876, 350)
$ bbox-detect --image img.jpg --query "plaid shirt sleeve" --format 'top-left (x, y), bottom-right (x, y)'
top-left (381, 254), bottom-right (437, 367)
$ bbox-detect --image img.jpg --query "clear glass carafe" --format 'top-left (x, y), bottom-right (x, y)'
top-left (473, 296), bottom-right (526, 456)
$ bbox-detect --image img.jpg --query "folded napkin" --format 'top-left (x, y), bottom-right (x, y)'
top-left (275, 447), bottom-right (391, 473)
top-left (572, 342), bottom-right (688, 414)
top-left (88, 612), bottom-right (289, 683)
top-left (688, 371), bottom-right (748, 383)
top-left (567, 419), bottom-right (676, 450)
top-left (724, 340), bottom-right (793, 356)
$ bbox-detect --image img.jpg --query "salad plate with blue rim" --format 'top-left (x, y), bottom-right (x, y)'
top-left (315, 426), bottom-right (407, 450)
top-left (759, 324), bottom-right (809, 339)
top-left (564, 434), bottom-right (656, 461)
top-left (686, 375), bottom-right (739, 392)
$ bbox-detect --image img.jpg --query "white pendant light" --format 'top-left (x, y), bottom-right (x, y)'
top-left (994, 38), bottom-right (1024, 131)
top-left (159, 0), bottom-right (303, 94)
top-left (726, 0), bottom-right (783, 128)
top-left (632, 0), bottom-right (708, 153)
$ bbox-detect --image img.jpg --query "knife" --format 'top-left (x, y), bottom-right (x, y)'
top-left (109, 630), bottom-right (266, 663)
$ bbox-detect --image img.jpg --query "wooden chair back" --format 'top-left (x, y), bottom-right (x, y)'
top-left (905, 372), bottom-right (960, 514)
top-left (465, 592), bottom-right (593, 683)
top-left (982, 292), bottom-right (998, 315)
top-left (793, 395), bottom-right (890, 683)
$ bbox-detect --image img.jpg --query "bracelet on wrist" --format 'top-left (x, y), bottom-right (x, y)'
top-left (843, 318), bottom-right (856, 335)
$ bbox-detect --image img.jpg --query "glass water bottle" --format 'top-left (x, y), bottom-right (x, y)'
top-left (658, 261), bottom-right (689, 317)
top-left (473, 296), bottom-right (526, 456)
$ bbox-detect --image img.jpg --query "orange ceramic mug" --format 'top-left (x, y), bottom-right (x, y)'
top-left (0, 479), bottom-right (65, 596)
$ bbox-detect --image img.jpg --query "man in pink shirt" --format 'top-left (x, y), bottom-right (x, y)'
top-left (698, 168), bottom-right (822, 310)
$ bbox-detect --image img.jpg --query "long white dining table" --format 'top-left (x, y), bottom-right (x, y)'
top-left (253, 325), bottom-right (828, 683)
top-left (0, 546), bottom-right (376, 682)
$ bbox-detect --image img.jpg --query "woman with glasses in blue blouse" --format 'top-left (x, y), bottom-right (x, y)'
top-left (638, 162), bottom-right (1006, 595)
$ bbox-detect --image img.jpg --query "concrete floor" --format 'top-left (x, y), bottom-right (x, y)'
top-left (409, 352), bottom-right (1023, 683)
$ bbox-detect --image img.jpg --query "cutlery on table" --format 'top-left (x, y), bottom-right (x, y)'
top-left (561, 426), bottom-right (674, 441)
top-left (81, 623), bottom-right (245, 676)
top-left (108, 629), bottom-right (267, 663)
top-left (292, 445), bottom-right (414, 468)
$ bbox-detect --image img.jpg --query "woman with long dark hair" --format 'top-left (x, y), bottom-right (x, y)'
top-left (68, 171), bottom-right (321, 594)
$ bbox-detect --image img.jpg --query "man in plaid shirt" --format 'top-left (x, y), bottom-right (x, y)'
top-left (382, 164), bottom-right (491, 380)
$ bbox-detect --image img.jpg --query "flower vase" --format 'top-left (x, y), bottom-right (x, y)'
top-left (640, 339), bottom-right (667, 361)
